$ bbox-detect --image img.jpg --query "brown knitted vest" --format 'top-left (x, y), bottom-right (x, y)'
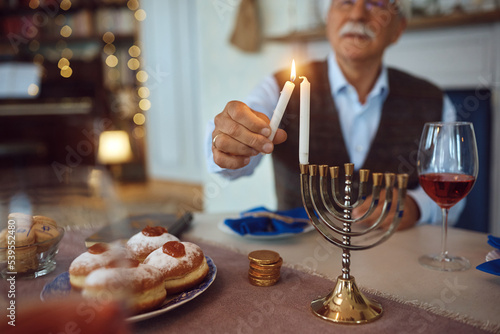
top-left (273, 60), bottom-right (443, 210)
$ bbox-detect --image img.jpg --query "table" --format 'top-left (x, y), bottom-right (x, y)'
top-left (183, 213), bottom-right (500, 329)
top-left (1, 212), bottom-right (498, 333)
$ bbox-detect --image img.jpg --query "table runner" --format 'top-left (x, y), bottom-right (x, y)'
top-left (0, 229), bottom-right (496, 333)
top-left (135, 239), bottom-right (495, 334)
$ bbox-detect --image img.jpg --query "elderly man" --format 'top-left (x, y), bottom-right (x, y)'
top-left (206, 0), bottom-right (463, 230)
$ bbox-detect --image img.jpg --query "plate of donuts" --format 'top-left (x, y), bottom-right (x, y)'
top-left (41, 255), bottom-right (217, 322)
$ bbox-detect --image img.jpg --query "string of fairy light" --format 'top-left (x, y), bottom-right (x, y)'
top-left (26, 0), bottom-right (149, 138)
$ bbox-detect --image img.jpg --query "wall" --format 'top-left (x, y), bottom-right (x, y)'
top-left (141, 1), bottom-right (203, 184)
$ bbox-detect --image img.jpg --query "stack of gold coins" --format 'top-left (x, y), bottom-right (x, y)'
top-left (248, 250), bottom-right (282, 287)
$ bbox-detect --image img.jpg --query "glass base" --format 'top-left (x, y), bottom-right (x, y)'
top-left (1, 260), bottom-right (57, 279)
top-left (419, 254), bottom-right (470, 272)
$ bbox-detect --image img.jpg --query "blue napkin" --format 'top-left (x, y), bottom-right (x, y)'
top-left (487, 235), bottom-right (500, 249)
top-left (476, 259), bottom-right (500, 276)
top-left (476, 235), bottom-right (500, 276)
top-left (224, 206), bottom-right (310, 236)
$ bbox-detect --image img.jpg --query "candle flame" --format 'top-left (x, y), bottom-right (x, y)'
top-left (290, 59), bottom-right (296, 82)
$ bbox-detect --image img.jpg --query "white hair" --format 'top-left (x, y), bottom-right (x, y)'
top-left (398, 0), bottom-right (412, 19)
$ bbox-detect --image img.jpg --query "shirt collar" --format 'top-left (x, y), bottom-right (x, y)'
top-left (327, 52), bottom-right (389, 101)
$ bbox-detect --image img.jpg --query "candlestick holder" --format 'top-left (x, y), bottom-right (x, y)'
top-left (300, 163), bottom-right (408, 324)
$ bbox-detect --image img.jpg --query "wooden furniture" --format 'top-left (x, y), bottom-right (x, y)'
top-left (0, 0), bottom-right (145, 178)
top-left (265, 9), bottom-right (500, 42)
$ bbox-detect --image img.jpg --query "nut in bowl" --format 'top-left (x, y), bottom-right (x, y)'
top-left (0, 216), bottom-right (65, 279)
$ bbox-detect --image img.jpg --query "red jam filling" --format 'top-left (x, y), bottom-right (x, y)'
top-left (142, 226), bottom-right (168, 237)
top-left (88, 243), bottom-right (109, 254)
top-left (162, 241), bottom-right (186, 257)
top-left (106, 258), bottom-right (140, 268)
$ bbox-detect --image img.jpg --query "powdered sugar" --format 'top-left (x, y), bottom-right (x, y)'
top-left (127, 231), bottom-right (179, 255)
top-left (84, 263), bottom-right (163, 290)
top-left (144, 242), bottom-right (202, 274)
top-left (69, 244), bottom-right (131, 272)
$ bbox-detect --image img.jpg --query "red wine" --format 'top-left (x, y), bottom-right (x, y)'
top-left (419, 173), bottom-right (475, 208)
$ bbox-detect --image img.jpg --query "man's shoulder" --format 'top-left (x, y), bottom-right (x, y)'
top-left (387, 67), bottom-right (442, 96)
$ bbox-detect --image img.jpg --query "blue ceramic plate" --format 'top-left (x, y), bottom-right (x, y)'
top-left (41, 256), bottom-right (217, 322)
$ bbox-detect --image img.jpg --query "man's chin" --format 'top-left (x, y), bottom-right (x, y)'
top-left (340, 35), bottom-right (373, 47)
top-left (337, 41), bottom-right (373, 60)
top-left (341, 34), bottom-right (372, 41)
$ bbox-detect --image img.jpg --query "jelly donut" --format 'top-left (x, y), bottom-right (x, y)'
top-left (69, 243), bottom-right (131, 290)
top-left (82, 259), bottom-right (166, 315)
top-left (126, 226), bottom-right (179, 262)
top-left (144, 241), bottom-right (209, 294)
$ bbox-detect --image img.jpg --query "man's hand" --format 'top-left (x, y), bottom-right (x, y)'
top-left (212, 101), bottom-right (287, 169)
top-left (352, 190), bottom-right (420, 231)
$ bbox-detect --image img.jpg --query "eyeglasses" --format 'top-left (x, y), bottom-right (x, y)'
top-left (332, 0), bottom-right (397, 12)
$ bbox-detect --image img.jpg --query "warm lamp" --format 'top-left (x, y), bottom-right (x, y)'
top-left (98, 130), bottom-right (133, 178)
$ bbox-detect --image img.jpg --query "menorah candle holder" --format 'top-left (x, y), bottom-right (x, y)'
top-left (300, 163), bottom-right (408, 324)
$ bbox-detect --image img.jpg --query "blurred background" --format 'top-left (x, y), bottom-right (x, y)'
top-left (0, 0), bottom-right (498, 234)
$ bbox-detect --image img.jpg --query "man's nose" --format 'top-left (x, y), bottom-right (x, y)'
top-left (348, 0), bottom-right (370, 20)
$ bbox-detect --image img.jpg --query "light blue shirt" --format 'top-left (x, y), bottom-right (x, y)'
top-left (205, 53), bottom-right (464, 225)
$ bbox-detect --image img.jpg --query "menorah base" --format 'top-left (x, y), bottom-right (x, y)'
top-left (311, 276), bottom-right (382, 324)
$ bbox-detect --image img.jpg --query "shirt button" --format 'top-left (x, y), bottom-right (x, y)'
top-left (355, 145), bottom-right (363, 152)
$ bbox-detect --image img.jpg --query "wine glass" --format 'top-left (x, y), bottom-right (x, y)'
top-left (417, 122), bottom-right (479, 271)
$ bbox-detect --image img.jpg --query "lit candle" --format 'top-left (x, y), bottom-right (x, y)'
top-left (268, 60), bottom-right (296, 141)
top-left (299, 76), bottom-right (310, 165)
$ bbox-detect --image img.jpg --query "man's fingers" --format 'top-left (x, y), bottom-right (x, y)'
top-left (226, 101), bottom-right (271, 136)
top-left (213, 120), bottom-right (273, 154)
top-left (212, 101), bottom-right (288, 163)
top-left (212, 133), bottom-right (258, 156)
top-left (214, 111), bottom-right (273, 154)
top-left (254, 110), bottom-right (287, 144)
top-left (273, 129), bottom-right (287, 145)
top-left (212, 148), bottom-right (251, 170)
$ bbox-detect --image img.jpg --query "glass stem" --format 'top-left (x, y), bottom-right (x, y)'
top-left (440, 208), bottom-right (449, 259)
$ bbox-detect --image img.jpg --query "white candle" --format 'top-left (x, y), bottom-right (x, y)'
top-left (268, 60), bottom-right (296, 141)
top-left (299, 76), bottom-right (310, 165)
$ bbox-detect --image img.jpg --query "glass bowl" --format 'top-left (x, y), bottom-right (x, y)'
top-left (0, 224), bottom-right (65, 279)
top-left (0, 165), bottom-right (127, 278)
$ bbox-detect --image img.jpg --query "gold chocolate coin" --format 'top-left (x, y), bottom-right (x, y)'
top-left (249, 266), bottom-right (281, 276)
top-left (248, 275), bottom-right (280, 287)
top-left (248, 250), bottom-right (282, 287)
top-left (248, 250), bottom-right (280, 265)
top-left (249, 257), bottom-right (283, 270)
top-left (248, 269), bottom-right (280, 279)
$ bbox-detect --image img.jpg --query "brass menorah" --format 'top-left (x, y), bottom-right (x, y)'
top-left (300, 163), bottom-right (408, 324)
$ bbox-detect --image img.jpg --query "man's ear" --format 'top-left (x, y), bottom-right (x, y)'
top-left (390, 17), bottom-right (407, 45)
